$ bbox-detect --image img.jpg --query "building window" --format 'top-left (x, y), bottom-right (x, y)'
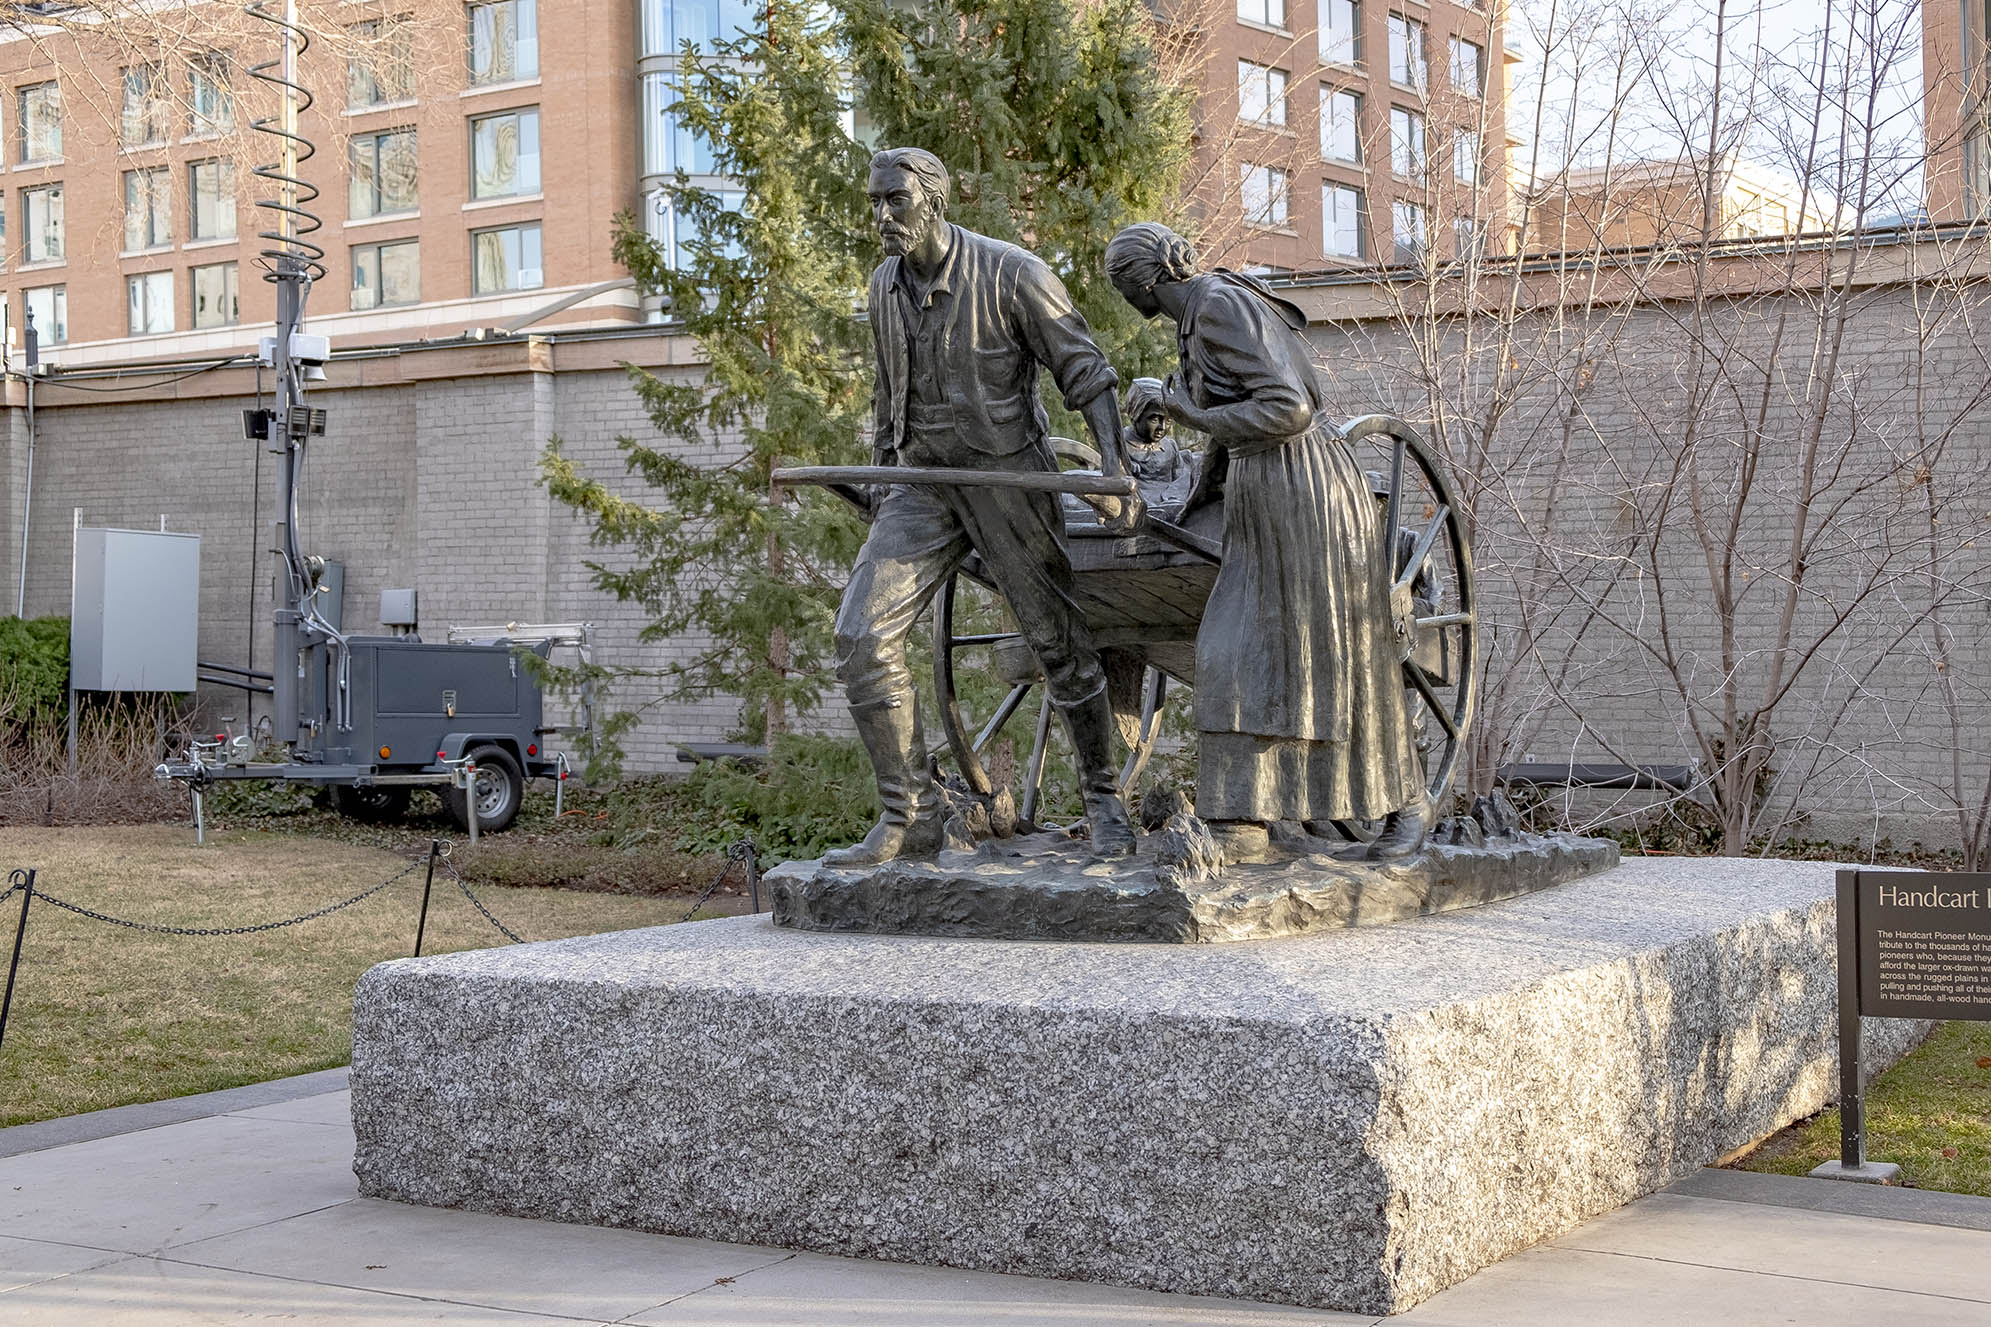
top-left (1390, 106), bottom-right (1424, 177)
top-left (1324, 184), bottom-right (1364, 258)
top-left (350, 127), bottom-right (418, 219)
top-left (1388, 15), bottom-right (1426, 91)
top-left (189, 159), bottom-right (236, 240)
top-left (123, 167), bottom-right (172, 250)
top-left (1236, 0), bottom-right (1284, 28)
top-left (352, 238), bottom-right (421, 309)
top-left (1240, 163), bottom-right (1290, 228)
top-left (1454, 129), bottom-right (1480, 185)
top-left (1450, 37), bottom-right (1484, 98)
top-left (189, 52), bottom-right (235, 136)
top-left (471, 222), bottom-right (543, 292)
top-left (127, 271), bottom-right (173, 334)
top-left (23, 185), bottom-right (62, 263)
top-left (470, 107), bottom-right (540, 198)
top-left (641, 73), bottom-right (718, 177)
top-left (1320, 0), bottom-right (1360, 66)
top-left (1237, 61), bottom-right (1288, 128)
top-left (639, 0), bottom-right (756, 57)
top-left (191, 262), bottom-right (239, 327)
top-left (1393, 200), bottom-right (1426, 262)
top-left (468, 0), bottom-right (539, 85)
top-left (24, 285), bottom-right (64, 344)
top-left (121, 63), bottom-right (171, 147)
top-left (347, 17), bottom-right (415, 108)
top-left (18, 82), bottom-right (59, 163)
top-left (644, 186), bottom-right (745, 268)
top-left (1321, 87), bottom-right (1361, 163)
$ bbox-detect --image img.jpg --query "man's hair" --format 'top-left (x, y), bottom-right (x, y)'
top-left (870, 147), bottom-right (950, 213)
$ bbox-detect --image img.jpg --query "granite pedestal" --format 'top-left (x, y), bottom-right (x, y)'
top-left (350, 857), bottom-right (1925, 1315)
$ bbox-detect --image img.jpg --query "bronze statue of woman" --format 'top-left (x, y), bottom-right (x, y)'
top-left (1103, 222), bottom-right (1427, 859)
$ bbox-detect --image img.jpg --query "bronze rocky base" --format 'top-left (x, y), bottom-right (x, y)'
top-left (766, 812), bottom-right (1619, 944)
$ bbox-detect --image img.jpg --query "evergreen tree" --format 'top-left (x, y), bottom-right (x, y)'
top-left (843, 0), bottom-right (1194, 388)
top-left (544, 0), bottom-right (1192, 753)
top-left (541, 0), bottom-right (872, 749)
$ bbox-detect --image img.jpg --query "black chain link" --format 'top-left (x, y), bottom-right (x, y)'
top-left (27, 857), bottom-right (426, 937)
top-left (8, 835), bottom-right (758, 944)
top-left (439, 855), bottom-right (527, 944)
top-left (678, 840), bottom-right (756, 924)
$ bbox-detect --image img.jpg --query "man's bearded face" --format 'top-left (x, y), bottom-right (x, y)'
top-left (869, 166), bottom-right (939, 257)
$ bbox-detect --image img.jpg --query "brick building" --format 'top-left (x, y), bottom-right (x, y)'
top-left (1177, 0), bottom-right (1515, 272)
top-left (0, 0), bottom-right (657, 365)
top-left (1523, 156), bottom-right (1832, 253)
top-left (1924, 0), bottom-right (1978, 220)
top-left (0, 0), bottom-right (1514, 363)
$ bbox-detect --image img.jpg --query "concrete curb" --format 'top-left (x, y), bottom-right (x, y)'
top-left (1669, 1166), bottom-right (1991, 1233)
top-left (0, 1066), bottom-right (349, 1158)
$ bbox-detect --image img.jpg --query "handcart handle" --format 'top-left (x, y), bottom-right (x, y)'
top-left (772, 465), bottom-right (1140, 498)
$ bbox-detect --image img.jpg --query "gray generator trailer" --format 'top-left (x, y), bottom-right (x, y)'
top-left (156, 11), bottom-right (588, 837)
top-left (165, 603), bottom-right (591, 835)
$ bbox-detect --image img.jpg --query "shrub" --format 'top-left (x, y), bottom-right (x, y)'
top-left (677, 733), bottom-right (881, 861)
top-left (0, 615), bottom-right (68, 730)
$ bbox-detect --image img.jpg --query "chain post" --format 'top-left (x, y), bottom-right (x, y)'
top-left (413, 839), bottom-right (441, 957)
top-left (0, 871), bottom-right (35, 1058)
top-left (745, 841), bottom-right (761, 913)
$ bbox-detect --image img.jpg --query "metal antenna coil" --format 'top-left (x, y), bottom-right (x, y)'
top-left (245, 0), bottom-right (326, 282)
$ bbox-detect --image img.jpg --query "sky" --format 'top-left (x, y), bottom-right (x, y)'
top-left (1507, 0), bottom-right (1927, 217)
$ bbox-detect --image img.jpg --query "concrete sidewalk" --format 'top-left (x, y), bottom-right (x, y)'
top-left (3, 1073), bottom-right (1990, 1325)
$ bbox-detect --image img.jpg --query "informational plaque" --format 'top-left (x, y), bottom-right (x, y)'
top-left (1820, 869), bottom-right (1991, 1183)
top-left (1853, 872), bottom-right (1991, 1020)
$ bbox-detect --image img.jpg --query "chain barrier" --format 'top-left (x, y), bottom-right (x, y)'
top-left (678, 840), bottom-right (757, 924)
top-left (25, 856), bottom-right (427, 937)
top-left (439, 855), bottom-right (527, 944)
top-left (1, 835), bottom-right (763, 1058)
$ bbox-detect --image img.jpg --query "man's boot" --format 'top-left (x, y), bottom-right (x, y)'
top-left (1365, 796), bottom-right (1430, 861)
top-left (1057, 687), bottom-right (1138, 860)
top-left (823, 699), bottom-right (949, 868)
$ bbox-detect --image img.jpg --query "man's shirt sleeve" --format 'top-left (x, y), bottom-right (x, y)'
top-left (1009, 255), bottom-right (1118, 413)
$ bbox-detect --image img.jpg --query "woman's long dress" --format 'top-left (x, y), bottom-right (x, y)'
top-left (1178, 272), bottom-right (1421, 823)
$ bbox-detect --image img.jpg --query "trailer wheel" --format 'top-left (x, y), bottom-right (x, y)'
top-left (444, 745), bottom-right (524, 834)
top-left (332, 785), bottom-right (411, 823)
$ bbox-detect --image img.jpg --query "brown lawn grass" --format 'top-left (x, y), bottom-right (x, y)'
top-left (0, 825), bottom-right (712, 1127)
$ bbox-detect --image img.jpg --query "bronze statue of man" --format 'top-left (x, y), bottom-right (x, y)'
top-left (827, 146), bottom-right (1136, 866)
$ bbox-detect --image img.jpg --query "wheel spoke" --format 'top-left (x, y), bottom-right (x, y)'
top-left (1404, 659), bottom-right (1459, 741)
top-left (1019, 695), bottom-right (1055, 825)
top-left (1393, 504), bottom-right (1449, 591)
top-left (974, 684), bottom-right (1034, 753)
top-left (1383, 435), bottom-right (1406, 564)
top-left (1117, 670), bottom-right (1166, 796)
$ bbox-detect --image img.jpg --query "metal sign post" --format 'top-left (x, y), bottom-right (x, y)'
top-left (1812, 870), bottom-right (1899, 1183)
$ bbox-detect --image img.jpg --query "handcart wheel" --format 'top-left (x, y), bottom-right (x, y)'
top-left (932, 575), bottom-right (1167, 824)
top-left (1328, 415), bottom-right (1477, 840)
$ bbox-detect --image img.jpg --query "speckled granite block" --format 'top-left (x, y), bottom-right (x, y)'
top-left (350, 858), bottom-right (1926, 1315)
